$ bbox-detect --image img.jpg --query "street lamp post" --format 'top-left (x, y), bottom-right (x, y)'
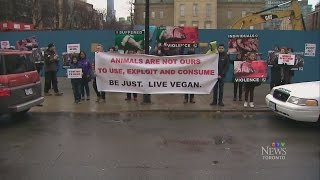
top-left (143, 0), bottom-right (151, 103)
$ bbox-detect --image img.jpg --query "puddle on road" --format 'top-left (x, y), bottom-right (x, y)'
top-left (214, 136), bottom-right (233, 145)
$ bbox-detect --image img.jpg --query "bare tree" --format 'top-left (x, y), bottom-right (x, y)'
top-left (32, 0), bottom-right (42, 29)
top-left (29, 0), bottom-right (113, 30)
top-left (64, 0), bottom-right (76, 29)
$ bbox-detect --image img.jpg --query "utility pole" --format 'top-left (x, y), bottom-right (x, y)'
top-left (142, 0), bottom-right (151, 104)
top-left (145, 0), bottom-right (149, 55)
top-left (129, 0), bottom-right (134, 30)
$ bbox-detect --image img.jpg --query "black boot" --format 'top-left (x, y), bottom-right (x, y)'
top-left (190, 98), bottom-right (195, 103)
top-left (184, 98), bottom-right (188, 103)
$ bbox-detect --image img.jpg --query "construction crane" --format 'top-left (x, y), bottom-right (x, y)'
top-left (231, 0), bottom-right (306, 30)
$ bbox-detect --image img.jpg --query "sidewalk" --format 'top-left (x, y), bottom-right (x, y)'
top-left (31, 78), bottom-right (271, 113)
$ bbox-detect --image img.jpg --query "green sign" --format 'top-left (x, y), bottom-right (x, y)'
top-left (115, 31), bottom-right (145, 51)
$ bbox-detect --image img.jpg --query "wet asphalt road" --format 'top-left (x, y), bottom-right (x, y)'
top-left (0, 112), bottom-right (319, 180)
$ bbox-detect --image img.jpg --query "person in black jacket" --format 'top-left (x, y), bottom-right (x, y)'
top-left (44, 43), bottom-right (63, 96)
top-left (184, 47), bottom-right (196, 103)
top-left (210, 44), bottom-right (229, 106)
top-left (270, 59), bottom-right (282, 89)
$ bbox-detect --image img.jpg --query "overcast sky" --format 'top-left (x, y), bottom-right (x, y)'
top-left (87, 0), bottom-right (131, 19)
top-left (87, 0), bottom-right (319, 19)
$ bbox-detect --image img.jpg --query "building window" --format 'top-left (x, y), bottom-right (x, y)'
top-left (143, 12), bottom-right (145, 19)
top-left (160, 11), bottom-right (164, 19)
top-left (192, 21), bottom-right (198, 27)
top-left (206, 4), bottom-right (211, 17)
top-left (227, 11), bottom-right (232, 19)
top-left (205, 22), bottom-right (211, 29)
top-left (180, 4), bottom-right (185, 17)
top-left (193, 4), bottom-right (198, 17)
top-left (179, 21), bottom-right (186, 27)
top-left (242, 11), bottom-right (247, 17)
top-left (151, 11), bottom-right (155, 19)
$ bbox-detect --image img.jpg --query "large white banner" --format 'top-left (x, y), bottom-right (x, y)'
top-left (95, 53), bottom-right (218, 94)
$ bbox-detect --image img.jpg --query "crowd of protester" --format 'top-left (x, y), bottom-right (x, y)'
top-left (40, 42), bottom-right (294, 108)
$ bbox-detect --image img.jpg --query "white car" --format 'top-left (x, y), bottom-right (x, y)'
top-left (265, 81), bottom-right (320, 122)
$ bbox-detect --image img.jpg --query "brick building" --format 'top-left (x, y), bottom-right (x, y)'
top-left (134, 0), bottom-right (174, 26)
top-left (307, 3), bottom-right (320, 30)
top-left (217, 0), bottom-right (265, 29)
top-left (174, 0), bottom-right (217, 29)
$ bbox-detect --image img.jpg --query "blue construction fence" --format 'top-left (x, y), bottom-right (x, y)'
top-left (0, 29), bottom-right (319, 83)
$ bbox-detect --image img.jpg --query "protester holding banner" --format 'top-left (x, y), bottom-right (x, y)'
top-left (108, 47), bottom-right (116, 52)
top-left (286, 48), bottom-right (295, 84)
top-left (269, 46), bottom-right (282, 90)
top-left (78, 51), bottom-right (92, 101)
top-left (92, 44), bottom-right (106, 103)
top-left (125, 49), bottom-right (138, 101)
top-left (69, 55), bottom-right (82, 104)
top-left (243, 52), bottom-right (260, 108)
top-left (210, 43), bottom-right (229, 106)
top-left (44, 43), bottom-right (63, 96)
top-left (184, 47), bottom-right (196, 103)
top-left (279, 47), bottom-right (293, 85)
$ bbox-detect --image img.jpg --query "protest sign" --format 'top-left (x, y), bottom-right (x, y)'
top-left (16, 36), bottom-right (38, 51)
top-left (115, 31), bottom-right (144, 51)
top-left (67, 69), bottom-right (82, 79)
top-left (305, 43), bottom-right (316, 57)
top-left (67, 44), bottom-right (80, 54)
top-left (31, 48), bottom-right (45, 64)
top-left (227, 34), bottom-right (259, 55)
top-left (278, 54), bottom-right (295, 65)
top-left (156, 26), bottom-right (199, 48)
top-left (234, 60), bottom-right (267, 82)
top-left (95, 53), bottom-right (218, 94)
top-left (0, 41), bottom-right (10, 49)
top-left (268, 50), bottom-right (304, 70)
top-left (62, 52), bottom-right (76, 69)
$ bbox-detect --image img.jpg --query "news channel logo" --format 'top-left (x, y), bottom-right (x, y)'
top-left (261, 141), bottom-right (287, 160)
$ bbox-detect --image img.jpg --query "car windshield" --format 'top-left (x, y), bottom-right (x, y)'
top-left (0, 54), bottom-right (35, 75)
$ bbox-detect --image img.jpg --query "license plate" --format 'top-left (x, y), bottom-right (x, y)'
top-left (25, 88), bottom-right (33, 95)
top-left (269, 101), bottom-right (276, 111)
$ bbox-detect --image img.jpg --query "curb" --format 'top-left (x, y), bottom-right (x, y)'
top-left (30, 108), bottom-right (271, 115)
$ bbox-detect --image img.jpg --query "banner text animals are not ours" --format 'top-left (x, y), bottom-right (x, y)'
top-left (95, 53), bottom-right (219, 94)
